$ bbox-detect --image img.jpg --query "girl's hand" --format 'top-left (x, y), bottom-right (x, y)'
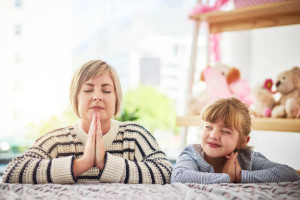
top-left (235, 158), bottom-right (242, 183)
top-left (95, 113), bottom-right (106, 170)
top-left (222, 152), bottom-right (238, 183)
top-left (73, 113), bottom-right (97, 177)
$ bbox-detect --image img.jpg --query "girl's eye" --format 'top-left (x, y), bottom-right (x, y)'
top-left (205, 126), bottom-right (211, 130)
top-left (221, 130), bottom-right (231, 134)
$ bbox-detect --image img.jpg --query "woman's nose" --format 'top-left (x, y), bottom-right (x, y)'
top-left (93, 93), bottom-right (103, 101)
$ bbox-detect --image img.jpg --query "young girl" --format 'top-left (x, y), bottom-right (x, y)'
top-left (171, 97), bottom-right (299, 184)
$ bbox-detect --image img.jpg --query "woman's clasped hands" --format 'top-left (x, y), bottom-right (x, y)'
top-left (73, 113), bottom-right (105, 177)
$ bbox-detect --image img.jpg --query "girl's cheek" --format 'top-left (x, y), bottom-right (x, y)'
top-left (201, 132), bottom-right (208, 139)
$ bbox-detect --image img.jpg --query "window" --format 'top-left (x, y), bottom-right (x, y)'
top-left (15, 24), bottom-right (21, 35)
top-left (14, 53), bottom-right (21, 63)
top-left (15, 0), bottom-right (22, 8)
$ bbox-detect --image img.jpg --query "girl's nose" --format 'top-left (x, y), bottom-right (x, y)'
top-left (210, 130), bottom-right (220, 139)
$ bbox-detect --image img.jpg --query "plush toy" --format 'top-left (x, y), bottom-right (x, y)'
top-left (200, 63), bottom-right (240, 84)
top-left (252, 79), bottom-right (276, 117)
top-left (187, 63), bottom-right (254, 115)
top-left (271, 66), bottom-right (300, 118)
top-left (202, 63), bottom-right (254, 106)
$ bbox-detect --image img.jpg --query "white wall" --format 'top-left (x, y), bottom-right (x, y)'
top-left (249, 131), bottom-right (300, 170)
top-left (222, 25), bottom-right (300, 86)
top-left (250, 25), bottom-right (300, 84)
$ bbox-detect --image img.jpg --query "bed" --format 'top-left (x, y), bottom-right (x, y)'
top-left (1, 181), bottom-right (299, 200)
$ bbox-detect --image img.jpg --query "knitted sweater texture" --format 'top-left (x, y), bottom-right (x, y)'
top-left (3, 120), bottom-right (172, 184)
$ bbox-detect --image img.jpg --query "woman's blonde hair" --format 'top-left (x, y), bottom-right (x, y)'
top-left (200, 97), bottom-right (252, 150)
top-left (69, 60), bottom-right (122, 117)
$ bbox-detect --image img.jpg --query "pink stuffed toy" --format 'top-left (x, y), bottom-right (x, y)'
top-left (187, 63), bottom-right (254, 115)
top-left (202, 65), bottom-right (254, 107)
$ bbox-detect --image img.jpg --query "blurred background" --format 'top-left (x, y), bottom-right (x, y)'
top-left (0, 0), bottom-right (299, 179)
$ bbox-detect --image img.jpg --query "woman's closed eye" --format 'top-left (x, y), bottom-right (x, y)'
top-left (102, 85), bottom-right (113, 93)
top-left (84, 89), bottom-right (93, 93)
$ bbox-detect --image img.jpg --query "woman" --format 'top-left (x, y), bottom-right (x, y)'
top-left (3, 60), bottom-right (172, 184)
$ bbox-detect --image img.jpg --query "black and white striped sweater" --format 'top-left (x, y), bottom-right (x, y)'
top-left (2, 120), bottom-right (173, 184)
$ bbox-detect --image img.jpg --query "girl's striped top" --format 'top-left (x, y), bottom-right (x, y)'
top-left (171, 144), bottom-right (299, 184)
top-left (2, 119), bottom-right (172, 184)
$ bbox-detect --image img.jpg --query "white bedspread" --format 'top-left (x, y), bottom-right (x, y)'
top-left (1, 181), bottom-right (299, 200)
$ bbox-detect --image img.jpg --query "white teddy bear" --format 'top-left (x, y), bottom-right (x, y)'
top-left (252, 79), bottom-right (276, 117)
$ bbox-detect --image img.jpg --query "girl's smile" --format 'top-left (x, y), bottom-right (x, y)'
top-left (201, 119), bottom-right (240, 159)
top-left (207, 142), bottom-right (221, 148)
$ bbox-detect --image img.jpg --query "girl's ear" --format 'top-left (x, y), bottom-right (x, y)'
top-left (238, 136), bottom-right (250, 149)
top-left (242, 136), bottom-right (250, 146)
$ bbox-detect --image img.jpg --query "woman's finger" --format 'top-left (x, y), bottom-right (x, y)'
top-left (88, 113), bottom-right (96, 137)
top-left (78, 112), bottom-right (97, 171)
top-left (96, 113), bottom-right (102, 138)
top-left (95, 113), bottom-right (105, 170)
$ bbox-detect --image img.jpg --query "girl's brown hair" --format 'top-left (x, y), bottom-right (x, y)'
top-left (201, 97), bottom-right (252, 150)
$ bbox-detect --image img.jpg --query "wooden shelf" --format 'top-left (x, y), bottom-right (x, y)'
top-left (189, 0), bottom-right (300, 33)
top-left (176, 116), bottom-right (300, 132)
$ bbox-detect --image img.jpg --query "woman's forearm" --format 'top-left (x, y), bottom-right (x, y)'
top-left (73, 157), bottom-right (91, 177)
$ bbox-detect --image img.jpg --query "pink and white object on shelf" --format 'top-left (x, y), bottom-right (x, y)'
top-left (202, 67), bottom-right (254, 106)
top-left (233, 0), bottom-right (285, 8)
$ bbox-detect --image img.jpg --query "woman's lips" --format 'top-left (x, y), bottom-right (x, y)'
top-left (207, 142), bottom-right (221, 148)
top-left (90, 106), bottom-right (103, 111)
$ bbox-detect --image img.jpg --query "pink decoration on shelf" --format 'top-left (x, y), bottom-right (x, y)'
top-left (189, 0), bottom-right (230, 63)
top-left (202, 67), bottom-right (232, 103)
top-left (189, 0), bottom-right (230, 15)
top-left (233, 0), bottom-right (285, 9)
top-left (211, 34), bottom-right (221, 62)
top-left (229, 79), bottom-right (254, 107)
top-left (296, 108), bottom-right (300, 118)
top-left (263, 78), bottom-right (277, 94)
top-left (263, 107), bottom-right (272, 117)
top-left (263, 79), bottom-right (273, 90)
top-left (202, 66), bottom-right (254, 107)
